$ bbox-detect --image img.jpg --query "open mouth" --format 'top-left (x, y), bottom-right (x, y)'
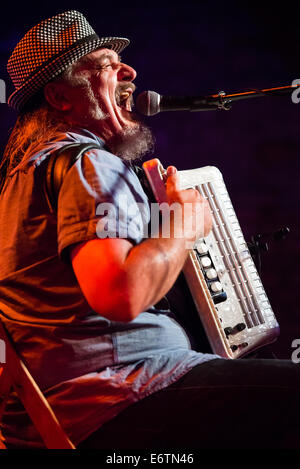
top-left (116, 89), bottom-right (134, 112)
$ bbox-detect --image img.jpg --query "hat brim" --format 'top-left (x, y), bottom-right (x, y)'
top-left (8, 36), bottom-right (130, 111)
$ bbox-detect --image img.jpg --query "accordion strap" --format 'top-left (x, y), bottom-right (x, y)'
top-left (44, 142), bottom-right (101, 212)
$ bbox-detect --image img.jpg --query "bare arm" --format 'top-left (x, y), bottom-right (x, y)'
top-left (70, 166), bottom-right (212, 322)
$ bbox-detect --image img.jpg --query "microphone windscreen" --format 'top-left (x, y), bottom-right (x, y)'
top-left (136, 91), bottom-right (161, 116)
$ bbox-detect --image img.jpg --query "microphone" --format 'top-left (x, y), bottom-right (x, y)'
top-left (136, 85), bottom-right (300, 116)
top-left (135, 90), bottom-right (230, 116)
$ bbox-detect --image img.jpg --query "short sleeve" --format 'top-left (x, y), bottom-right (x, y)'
top-left (57, 148), bottom-right (150, 260)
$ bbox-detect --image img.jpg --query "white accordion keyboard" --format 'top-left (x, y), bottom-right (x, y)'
top-left (143, 159), bottom-right (280, 359)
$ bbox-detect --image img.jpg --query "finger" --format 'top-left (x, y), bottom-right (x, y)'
top-left (178, 187), bottom-right (201, 203)
top-left (167, 166), bottom-right (177, 176)
top-left (166, 166), bottom-right (180, 193)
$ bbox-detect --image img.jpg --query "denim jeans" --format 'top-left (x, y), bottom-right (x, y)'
top-left (78, 358), bottom-right (300, 449)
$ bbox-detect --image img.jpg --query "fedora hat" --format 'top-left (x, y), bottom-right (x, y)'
top-left (7, 10), bottom-right (130, 111)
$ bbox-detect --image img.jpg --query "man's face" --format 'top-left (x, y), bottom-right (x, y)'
top-left (51, 47), bottom-right (154, 160)
top-left (66, 48), bottom-right (138, 140)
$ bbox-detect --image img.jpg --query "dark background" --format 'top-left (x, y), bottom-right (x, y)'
top-left (0, 0), bottom-right (299, 358)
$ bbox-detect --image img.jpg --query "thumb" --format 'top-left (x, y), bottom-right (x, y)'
top-left (167, 166), bottom-right (177, 176)
top-left (166, 166), bottom-right (180, 193)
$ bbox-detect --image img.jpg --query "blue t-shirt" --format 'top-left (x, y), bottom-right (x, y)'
top-left (0, 128), bottom-right (218, 447)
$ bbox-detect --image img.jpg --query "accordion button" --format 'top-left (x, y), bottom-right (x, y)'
top-left (235, 323), bottom-right (246, 332)
top-left (200, 256), bottom-right (211, 268)
top-left (196, 242), bottom-right (208, 254)
top-left (206, 268), bottom-right (217, 279)
top-left (211, 281), bottom-right (222, 292)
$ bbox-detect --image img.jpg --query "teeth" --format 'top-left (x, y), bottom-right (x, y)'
top-left (120, 91), bottom-right (130, 100)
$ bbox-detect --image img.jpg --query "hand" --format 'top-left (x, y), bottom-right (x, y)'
top-left (164, 166), bottom-right (212, 245)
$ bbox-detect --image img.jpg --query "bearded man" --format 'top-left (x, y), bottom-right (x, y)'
top-left (0, 11), bottom-right (299, 450)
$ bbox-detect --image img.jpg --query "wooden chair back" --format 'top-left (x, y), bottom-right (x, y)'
top-left (0, 318), bottom-right (75, 449)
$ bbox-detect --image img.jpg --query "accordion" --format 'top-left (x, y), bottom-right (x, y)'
top-left (142, 158), bottom-right (280, 359)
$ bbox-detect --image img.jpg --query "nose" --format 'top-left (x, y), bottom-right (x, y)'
top-left (118, 62), bottom-right (137, 82)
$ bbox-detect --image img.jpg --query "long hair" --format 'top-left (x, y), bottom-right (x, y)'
top-left (0, 65), bottom-right (80, 194)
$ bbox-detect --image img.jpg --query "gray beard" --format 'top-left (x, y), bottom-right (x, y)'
top-left (106, 120), bottom-right (155, 162)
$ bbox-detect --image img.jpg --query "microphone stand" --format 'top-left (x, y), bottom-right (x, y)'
top-left (246, 227), bottom-right (290, 360)
top-left (189, 85), bottom-right (300, 111)
top-left (247, 227), bottom-right (290, 276)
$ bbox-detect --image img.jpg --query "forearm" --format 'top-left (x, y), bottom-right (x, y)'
top-left (71, 166), bottom-right (211, 322)
top-left (124, 233), bottom-right (189, 316)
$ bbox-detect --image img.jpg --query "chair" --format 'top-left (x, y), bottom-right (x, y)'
top-left (0, 318), bottom-right (75, 449)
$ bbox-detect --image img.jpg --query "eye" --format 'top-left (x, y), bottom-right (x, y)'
top-left (98, 61), bottom-right (120, 71)
top-left (97, 63), bottom-right (112, 70)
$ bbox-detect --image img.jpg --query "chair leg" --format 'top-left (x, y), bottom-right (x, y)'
top-left (0, 320), bottom-right (75, 449)
top-left (0, 429), bottom-right (7, 449)
top-left (0, 366), bottom-right (13, 450)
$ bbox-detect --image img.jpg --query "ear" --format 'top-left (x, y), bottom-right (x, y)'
top-left (44, 81), bottom-right (72, 111)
